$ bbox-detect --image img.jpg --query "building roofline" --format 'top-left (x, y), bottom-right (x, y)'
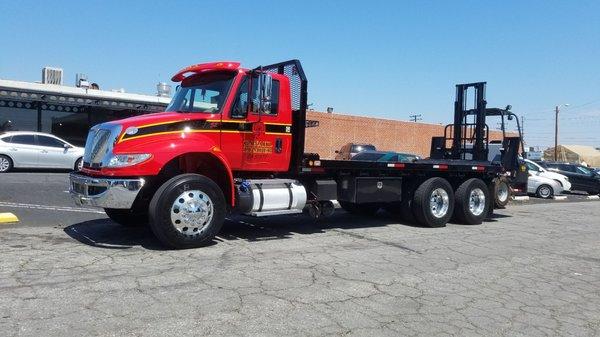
top-left (0, 79), bottom-right (171, 106)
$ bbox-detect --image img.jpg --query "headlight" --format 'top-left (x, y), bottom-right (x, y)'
top-left (106, 154), bottom-right (151, 168)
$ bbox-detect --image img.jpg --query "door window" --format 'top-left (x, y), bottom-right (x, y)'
top-left (37, 135), bottom-right (66, 148)
top-left (230, 77), bottom-right (280, 118)
top-left (10, 135), bottom-right (36, 145)
top-left (231, 76), bottom-right (252, 119)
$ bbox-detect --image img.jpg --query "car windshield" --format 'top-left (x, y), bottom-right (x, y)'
top-left (351, 145), bottom-right (376, 153)
top-left (166, 71), bottom-right (236, 113)
top-left (576, 166), bottom-right (592, 175)
top-left (525, 161), bottom-right (542, 172)
top-left (352, 152), bottom-right (385, 161)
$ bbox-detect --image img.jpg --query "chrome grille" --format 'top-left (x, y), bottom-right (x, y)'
top-left (83, 124), bottom-right (121, 168)
top-left (90, 130), bottom-right (111, 163)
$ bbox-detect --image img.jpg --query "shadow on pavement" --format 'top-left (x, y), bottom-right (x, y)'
top-left (64, 210), bottom-right (423, 250)
top-left (64, 209), bottom-right (511, 250)
top-left (64, 219), bottom-right (167, 251)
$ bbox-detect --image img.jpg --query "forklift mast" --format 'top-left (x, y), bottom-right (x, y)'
top-left (451, 82), bottom-right (488, 161)
top-left (431, 82), bottom-right (524, 167)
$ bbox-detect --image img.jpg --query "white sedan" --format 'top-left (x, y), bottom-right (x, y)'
top-left (525, 159), bottom-right (571, 192)
top-left (527, 173), bottom-right (565, 198)
top-left (0, 131), bottom-right (84, 172)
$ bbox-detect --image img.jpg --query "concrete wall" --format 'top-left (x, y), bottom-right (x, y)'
top-left (304, 111), bottom-right (508, 159)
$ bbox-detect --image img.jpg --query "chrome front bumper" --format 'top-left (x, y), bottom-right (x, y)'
top-left (69, 173), bottom-right (145, 209)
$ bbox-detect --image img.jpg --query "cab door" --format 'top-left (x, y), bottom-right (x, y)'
top-left (223, 73), bottom-right (292, 172)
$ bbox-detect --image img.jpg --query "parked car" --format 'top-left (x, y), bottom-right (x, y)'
top-left (351, 151), bottom-right (420, 162)
top-left (527, 173), bottom-right (564, 199)
top-left (0, 131), bottom-right (84, 172)
top-left (538, 162), bottom-right (600, 195)
top-left (524, 159), bottom-right (571, 192)
top-left (334, 143), bottom-right (376, 160)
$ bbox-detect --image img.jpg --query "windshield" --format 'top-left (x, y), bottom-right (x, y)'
top-left (525, 160), bottom-right (542, 172)
top-left (166, 71), bottom-right (236, 113)
top-left (576, 166), bottom-right (592, 175)
top-left (352, 152), bottom-right (385, 161)
top-left (351, 145), bottom-right (376, 153)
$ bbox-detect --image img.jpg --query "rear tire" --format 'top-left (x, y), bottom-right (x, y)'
top-left (339, 201), bottom-right (380, 216)
top-left (0, 155), bottom-right (13, 173)
top-left (454, 178), bottom-right (490, 225)
top-left (536, 184), bottom-right (554, 199)
top-left (105, 208), bottom-right (148, 227)
top-left (493, 177), bottom-right (510, 208)
top-left (412, 178), bottom-right (454, 227)
top-left (149, 174), bottom-right (225, 249)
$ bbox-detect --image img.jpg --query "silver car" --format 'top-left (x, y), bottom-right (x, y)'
top-left (0, 131), bottom-right (84, 172)
top-left (527, 172), bottom-right (564, 199)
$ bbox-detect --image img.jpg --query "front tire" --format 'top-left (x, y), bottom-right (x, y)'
top-left (454, 178), bottom-right (490, 225)
top-left (74, 157), bottom-right (83, 171)
top-left (149, 174), bottom-right (225, 249)
top-left (105, 208), bottom-right (148, 227)
top-left (536, 184), bottom-right (554, 199)
top-left (0, 155), bottom-right (13, 173)
top-left (412, 178), bottom-right (454, 227)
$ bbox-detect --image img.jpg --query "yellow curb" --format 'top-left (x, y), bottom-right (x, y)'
top-left (0, 212), bottom-right (19, 224)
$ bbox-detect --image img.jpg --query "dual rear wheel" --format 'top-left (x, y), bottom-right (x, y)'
top-left (409, 177), bottom-right (490, 227)
top-left (342, 177), bottom-right (490, 228)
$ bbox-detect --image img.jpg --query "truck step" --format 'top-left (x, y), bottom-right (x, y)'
top-left (247, 209), bottom-right (303, 217)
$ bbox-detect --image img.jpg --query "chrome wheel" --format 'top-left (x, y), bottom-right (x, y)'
top-left (469, 188), bottom-right (486, 216)
top-left (170, 190), bottom-right (214, 236)
top-left (538, 185), bottom-right (552, 198)
top-left (76, 159), bottom-right (83, 171)
top-left (429, 188), bottom-right (450, 218)
top-left (0, 156), bottom-right (10, 172)
top-left (497, 182), bottom-right (509, 203)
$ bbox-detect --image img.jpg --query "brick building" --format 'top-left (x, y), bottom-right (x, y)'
top-left (305, 111), bottom-right (507, 159)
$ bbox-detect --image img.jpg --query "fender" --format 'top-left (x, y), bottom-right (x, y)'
top-left (97, 133), bottom-right (236, 206)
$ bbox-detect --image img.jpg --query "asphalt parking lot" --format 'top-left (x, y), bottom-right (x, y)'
top-left (1, 172), bottom-right (600, 336)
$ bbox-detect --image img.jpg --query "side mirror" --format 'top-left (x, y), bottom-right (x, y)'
top-left (63, 143), bottom-right (72, 149)
top-left (258, 72), bottom-right (273, 114)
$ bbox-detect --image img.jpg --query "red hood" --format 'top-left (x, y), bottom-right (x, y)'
top-left (108, 111), bottom-right (192, 129)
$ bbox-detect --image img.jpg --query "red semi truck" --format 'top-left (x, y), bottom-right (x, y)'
top-left (69, 60), bottom-right (524, 249)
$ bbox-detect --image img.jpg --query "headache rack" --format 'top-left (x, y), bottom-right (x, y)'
top-left (261, 60), bottom-right (308, 175)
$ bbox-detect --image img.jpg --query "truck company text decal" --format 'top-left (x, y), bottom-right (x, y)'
top-left (243, 140), bottom-right (273, 154)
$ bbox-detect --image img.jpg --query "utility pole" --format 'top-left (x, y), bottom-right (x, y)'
top-left (554, 104), bottom-right (569, 161)
top-left (554, 106), bottom-right (559, 161)
top-left (409, 114), bottom-right (422, 122)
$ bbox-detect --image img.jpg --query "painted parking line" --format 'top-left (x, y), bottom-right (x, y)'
top-left (0, 212), bottom-right (19, 224)
top-left (0, 201), bottom-right (105, 214)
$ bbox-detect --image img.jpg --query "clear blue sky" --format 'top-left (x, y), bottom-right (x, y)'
top-left (1, 0), bottom-right (599, 147)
